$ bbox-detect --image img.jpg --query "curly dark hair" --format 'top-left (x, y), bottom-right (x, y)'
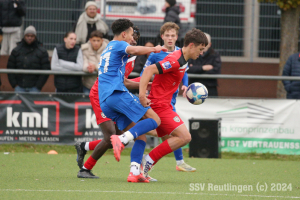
top-left (184, 28), bottom-right (208, 47)
top-left (133, 26), bottom-right (140, 41)
top-left (111, 19), bottom-right (134, 36)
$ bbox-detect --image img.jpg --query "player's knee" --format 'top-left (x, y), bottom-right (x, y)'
top-left (182, 133), bottom-right (191, 145)
top-left (155, 117), bottom-right (161, 127)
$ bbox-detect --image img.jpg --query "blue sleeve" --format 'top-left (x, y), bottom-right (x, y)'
top-left (182, 71), bottom-right (189, 87)
top-left (117, 41), bottom-right (130, 55)
top-left (140, 53), bottom-right (155, 76)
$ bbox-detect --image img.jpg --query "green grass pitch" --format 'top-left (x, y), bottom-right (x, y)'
top-left (0, 151), bottom-right (299, 200)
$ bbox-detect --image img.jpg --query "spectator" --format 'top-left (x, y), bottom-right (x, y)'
top-left (133, 40), bottom-right (155, 74)
top-left (51, 32), bottom-right (83, 93)
top-left (7, 25), bottom-right (50, 93)
top-left (74, 1), bottom-right (109, 45)
top-left (164, 0), bottom-right (181, 29)
top-left (0, 0), bottom-right (26, 55)
top-left (187, 33), bottom-right (221, 96)
top-left (282, 52), bottom-right (300, 99)
top-left (81, 30), bottom-right (109, 94)
top-left (160, 0), bottom-right (182, 46)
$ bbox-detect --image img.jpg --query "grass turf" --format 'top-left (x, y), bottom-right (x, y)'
top-left (0, 151), bottom-right (299, 200)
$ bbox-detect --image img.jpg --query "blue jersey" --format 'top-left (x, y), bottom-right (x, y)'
top-left (141, 46), bottom-right (189, 111)
top-left (98, 40), bottom-right (130, 102)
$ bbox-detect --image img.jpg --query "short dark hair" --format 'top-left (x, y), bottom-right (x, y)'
top-left (90, 30), bottom-right (103, 39)
top-left (64, 31), bottom-right (76, 38)
top-left (184, 28), bottom-right (208, 47)
top-left (145, 40), bottom-right (155, 46)
top-left (160, 22), bottom-right (179, 35)
top-left (111, 19), bottom-right (134, 36)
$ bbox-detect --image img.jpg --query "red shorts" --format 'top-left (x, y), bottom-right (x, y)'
top-left (89, 87), bottom-right (111, 125)
top-left (152, 104), bottom-right (184, 138)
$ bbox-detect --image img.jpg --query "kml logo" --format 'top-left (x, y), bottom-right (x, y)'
top-left (0, 100), bottom-right (60, 135)
top-left (7, 107), bottom-right (48, 128)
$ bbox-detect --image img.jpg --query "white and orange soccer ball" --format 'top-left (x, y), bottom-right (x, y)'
top-left (186, 82), bottom-right (208, 105)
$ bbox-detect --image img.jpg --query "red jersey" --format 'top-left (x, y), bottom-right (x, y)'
top-left (148, 49), bottom-right (187, 106)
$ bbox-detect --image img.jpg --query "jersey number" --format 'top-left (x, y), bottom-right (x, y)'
top-left (99, 52), bottom-right (111, 74)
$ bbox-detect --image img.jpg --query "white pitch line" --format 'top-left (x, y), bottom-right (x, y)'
top-left (1, 189), bottom-right (300, 199)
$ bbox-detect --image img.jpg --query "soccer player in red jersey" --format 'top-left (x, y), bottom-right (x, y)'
top-left (75, 27), bottom-right (144, 179)
top-left (138, 28), bottom-right (208, 177)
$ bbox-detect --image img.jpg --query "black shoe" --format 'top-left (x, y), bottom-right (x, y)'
top-left (77, 169), bottom-right (99, 179)
top-left (74, 142), bottom-right (87, 169)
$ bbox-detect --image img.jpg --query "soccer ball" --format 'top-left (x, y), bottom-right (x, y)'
top-left (186, 82), bottom-right (208, 105)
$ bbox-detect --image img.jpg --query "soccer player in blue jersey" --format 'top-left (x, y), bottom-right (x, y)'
top-left (98, 19), bottom-right (167, 182)
top-left (140, 22), bottom-right (196, 175)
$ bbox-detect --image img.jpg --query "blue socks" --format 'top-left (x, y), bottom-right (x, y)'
top-left (129, 118), bottom-right (158, 139)
top-left (131, 140), bottom-right (146, 164)
top-left (174, 148), bottom-right (184, 161)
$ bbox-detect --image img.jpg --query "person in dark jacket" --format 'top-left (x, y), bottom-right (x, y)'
top-left (164, 0), bottom-right (181, 28)
top-left (51, 31), bottom-right (83, 93)
top-left (187, 33), bottom-right (221, 96)
top-left (0, 0), bottom-right (26, 55)
top-left (159, 0), bottom-right (182, 46)
top-left (7, 25), bottom-right (50, 93)
top-left (282, 52), bottom-right (300, 99)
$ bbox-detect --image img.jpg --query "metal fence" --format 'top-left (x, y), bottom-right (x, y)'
top-left (2, 69), bottom-right (300, 81)
top-left (22, 0), bottom-right (300, 60)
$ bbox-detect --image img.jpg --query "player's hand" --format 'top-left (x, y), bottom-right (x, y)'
top-left (154, 45), bottom-right (168, 53)
top-left (139, 96), bottom-right (151, 107)
top-left (202, 65), bottom-right (213, 71)
top-left (181, 85), bottom-right (188, 98)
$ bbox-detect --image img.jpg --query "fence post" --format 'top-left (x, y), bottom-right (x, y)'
top-left (103, 0), bottom-right (107, 23)
top-left (244, 0), bottom-right (260, 62)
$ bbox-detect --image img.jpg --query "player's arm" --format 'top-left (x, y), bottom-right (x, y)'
top-left (126, 45), bottom-right (167, 56)
top-left (181, 71), bottom-right (189, 97)
top-left (124, 78), bottom-right (140, 89)
top-left (139, 64), bottom-right (159, 107)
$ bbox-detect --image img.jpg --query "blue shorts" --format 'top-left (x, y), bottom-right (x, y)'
top-left (100, 90), bottom-right (150, 130)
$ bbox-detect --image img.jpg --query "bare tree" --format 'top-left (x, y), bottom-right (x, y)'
top-left (258, 0), bottom-right (300, 98)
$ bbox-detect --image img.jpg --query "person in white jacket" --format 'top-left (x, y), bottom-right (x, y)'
top-left (51, 32), bottom-right (84, 93)
top-left (81, 30), bottom-right (109, 94)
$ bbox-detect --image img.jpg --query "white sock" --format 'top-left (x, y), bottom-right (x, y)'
top-left (145, 154), bottom-right (154, 165)
top-left (82, 166), bottom-right (87, 170)
top-left (176, 160), bottom-right (184, 166)
top-left (130, 162), bottom-right (140, 176)
top-left (144, 155), bottom-right (154, 173)
top-left (118, 131), bottom-right (134, 144)
top-left (84, 142), bottom-right (90, 151)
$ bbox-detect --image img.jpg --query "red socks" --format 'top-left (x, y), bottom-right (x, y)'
top-left (89, 139), bottom-right (102, 150)
top-left (83, 156), bottom-right (97, 170)
top-left (149, 140), bottom-right (173, 164)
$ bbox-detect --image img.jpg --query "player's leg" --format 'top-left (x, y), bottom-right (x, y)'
top-left (105, 91), bottom-right (160, 161)
top-left (161, 135), bottom-right (196, 172)
top-left (77, 120), bottom-right (119, 178)
top-left (75, 88), bottom-right (113, 172)
top-left (142, 109), bottom-right (191, 176)
top-left (119, 121), bottom-right (150, 183)
top-left (143, 124), bottom-right (191, 176)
